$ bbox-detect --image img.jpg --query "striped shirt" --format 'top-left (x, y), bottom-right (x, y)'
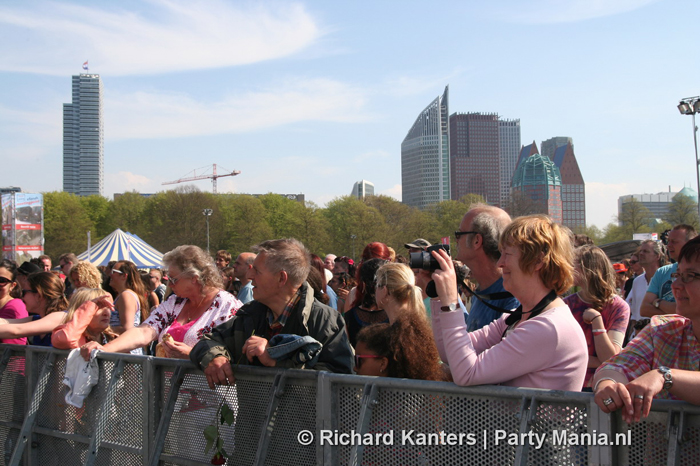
top-left (596, 315), bottom-right (700, 400)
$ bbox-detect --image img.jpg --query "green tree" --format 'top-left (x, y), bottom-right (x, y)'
top-left (43, 191), bottom-right (94, 259)
top-left (323, 196), bottom-right (387, 259)
top-left (599, 222), bottom-right (628, 244)
top-left (617, 198), bottom-right (653, 234)
top-left (364, 195), bottom-right (435, 253)
top-left (102, 191), bottom-right (149, 238)
top-left (79, 195), bottom-right (111, 238)
top-left (212, 194), bottom-right (272, 255)
top-left (140, 186), bottom-right (217, 253)
top-left (664, 194), bottom-right (700, 228)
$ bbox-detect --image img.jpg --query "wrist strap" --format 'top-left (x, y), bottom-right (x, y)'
top-left (592, 329), bottom-right (607, 335)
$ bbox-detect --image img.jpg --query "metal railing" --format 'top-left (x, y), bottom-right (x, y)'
top-left (0, 344), bottom-right (698, 465)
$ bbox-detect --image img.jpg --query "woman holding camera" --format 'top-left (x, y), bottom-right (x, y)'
top-left (430, 215), bottom-right (588, 391)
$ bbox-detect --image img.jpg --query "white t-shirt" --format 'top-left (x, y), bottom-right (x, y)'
top-left (626, 273), bottom-right (650, 321)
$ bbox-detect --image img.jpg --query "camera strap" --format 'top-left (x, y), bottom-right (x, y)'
top-left (461, 282), bottom-right (518, 314)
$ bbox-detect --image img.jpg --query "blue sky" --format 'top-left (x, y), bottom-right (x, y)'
top-left (1, 0), bottom-right (698, 229)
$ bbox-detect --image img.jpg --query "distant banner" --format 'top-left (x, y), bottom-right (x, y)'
top-left (2, 193), bottom-right (43, 263)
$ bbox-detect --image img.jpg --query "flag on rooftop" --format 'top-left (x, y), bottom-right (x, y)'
top-left (82, 61), bottom-right (88, 71)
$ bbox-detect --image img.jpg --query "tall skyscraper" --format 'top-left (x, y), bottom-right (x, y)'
top-left (540, 136), bottom-right (572, 161)
top-left (499, 119), bottom-right (521, 208)
top-left (449, 112), bottom-right (520, 207)
top-left (549, 141), bottom-right (586, 229)
top-left (63, 73), bottom-right (104, 196)
top-left (351, 180), bottom-right (375, 199)
top-left (401, 86), bottom-right (450, 210)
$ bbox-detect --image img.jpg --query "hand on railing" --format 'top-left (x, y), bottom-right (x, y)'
top-left (204, 356), bottom-right (235, 389)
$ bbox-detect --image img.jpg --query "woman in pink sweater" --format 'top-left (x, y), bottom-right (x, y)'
top-left (52, 288), bottom-right (117, 349)
top-left (430, 215), bottom-right (588, 391)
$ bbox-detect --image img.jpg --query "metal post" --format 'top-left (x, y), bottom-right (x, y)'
top-left (202, 209), bottom-right (213, 254)
top-left (350, 234), bottom-right (356, 260)
top-left (692, 113), bottom-right (700, 219)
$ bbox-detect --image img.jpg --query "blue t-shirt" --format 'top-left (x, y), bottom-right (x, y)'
top-left (465, 277), bottom-right (520, 332)
top-left (647, 263), bottom-right (677, 303)
top-left (325, 285), bottom-right (338, 311)
top-left (237, 281), bottom-right (254, 305)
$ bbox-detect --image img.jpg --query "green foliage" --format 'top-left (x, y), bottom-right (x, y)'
top-left (43, 191), bottom-right (95, 260)
top-left (39, 189), bottom-right (614, 263)
top-left (617, 198), bottom-right (653, 234)
top-left (664, 194), bottom-right (700, 228)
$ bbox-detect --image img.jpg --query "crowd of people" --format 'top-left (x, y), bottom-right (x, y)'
top-left (1, 206), bottom-right (698, 425)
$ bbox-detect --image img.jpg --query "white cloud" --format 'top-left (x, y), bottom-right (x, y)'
top-left (105, 171), bottom-right (158, 196)
top-left (383, 71), bottom-right (462, 97)
top-left (585, 181), bottom-right (629, 228)
top-left (106, 78), bottom-right (371, 140)
top-left (484, 0), bottom-right (659, 24)
top-left (380, 184), bottom-right (402, 201)
top-left (0, 0), bottom-right (322, 76)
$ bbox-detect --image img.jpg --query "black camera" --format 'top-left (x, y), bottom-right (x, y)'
top-left (409, 244), bottom-right (451, 271)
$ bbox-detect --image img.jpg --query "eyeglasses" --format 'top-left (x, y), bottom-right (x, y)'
top-left (22, 289), bottom-right (37, 295)
top-left (0, 277), bottom-right (12, 285)
top-left (111, 269), bottom-right (124, 275)
top-left (168, 272), bottom-right (186, 285)
top-left (629, 260), bottom-right (638, 264)
top-left (455, 231), bottom-right (478, 240)
top-left (671, 271), bottom-right (700, 284)
top-left (355, 354), bottom-right (380, 368)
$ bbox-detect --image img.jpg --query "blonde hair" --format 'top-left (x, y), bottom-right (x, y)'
top-left (575, 245), bottom-right (617, 309)
top-left (63, 288), bottom-right (118, 342)
top-left (69, 261), bottom-right (103, 289)
top-left (499, 215), bottom-right (574, 295)
top-left (374, 263), bottom-right (425, 317)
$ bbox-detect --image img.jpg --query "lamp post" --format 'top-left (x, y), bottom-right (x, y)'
top-left (203, 209), bottom-right (213, 254)
top-left (677, 96), bottom-right (700, 218)
top-left (350, 234), bottom-right (357, 260)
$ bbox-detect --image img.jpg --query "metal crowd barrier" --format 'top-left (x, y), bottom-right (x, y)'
top-left (0, 344), bottom-right (698, 466)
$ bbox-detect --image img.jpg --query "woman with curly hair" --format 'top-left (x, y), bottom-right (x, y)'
top-left (80, 245), bottom-right (242, 360)
top-left (564, 245), bottom-right (630, 389)
top-left (69, 261), bottom-right (104, 290)
top-left (355, 262), bottom-right (449, 381)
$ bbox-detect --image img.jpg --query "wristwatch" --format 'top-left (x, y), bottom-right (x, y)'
top-left (441, 302), bottom-right (459, 312)
top-left (653, 298), bottom-right (661, 309)
top-left (658, 366), bottom-right (673, 390)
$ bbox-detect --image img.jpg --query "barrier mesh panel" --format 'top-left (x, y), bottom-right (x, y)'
top-left (264, 381), bottom-right (317, 466)
top-left (0, 353), bottom-right (26, 465)
top-left (628, 415), bottom-right (668, 465)
top-left (526, 401), bottom-right (588, 466)
top-left (162, 372), bottom-right (239, 464)
top-left (336, 384), bottom-right (522, 465)
top-left (336, 384), bottom-right (363, 465)
top-left (36, 433), bottom-right (88, 465)
top-left (98, 360), bottom-right (144, 450)
top-left (680, 424), bottom-right (700, 464)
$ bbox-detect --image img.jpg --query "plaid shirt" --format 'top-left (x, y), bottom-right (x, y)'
top-left (267, 289), bottom-right (302, 337)
top-left (597, 315), bottom-right (700, 400)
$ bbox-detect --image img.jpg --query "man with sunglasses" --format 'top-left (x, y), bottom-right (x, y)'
top-left (449, 204), bottom-right (519, 331)
top-left (641, 224), bottom-right (698, 319)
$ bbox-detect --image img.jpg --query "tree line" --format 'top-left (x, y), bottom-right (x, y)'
top-left (42, 187), bottom-right (699, 261)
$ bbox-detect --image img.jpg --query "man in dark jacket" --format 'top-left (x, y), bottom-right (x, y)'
top-left (191, 238), bottom-right (353, 388)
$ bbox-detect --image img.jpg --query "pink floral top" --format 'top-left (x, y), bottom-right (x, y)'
top-left (142, 291), bottom-right (241, 347)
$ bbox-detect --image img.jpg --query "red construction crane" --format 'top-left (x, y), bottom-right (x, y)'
top-left (162, 164), bottom-right (241, 194)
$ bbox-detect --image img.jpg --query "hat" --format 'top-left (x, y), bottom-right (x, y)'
top-left (18, 261), bottom-right (42, 275)
top-left (612, 263), bottom-right (628, 274)
top-left (404, 238), bottom-right (431, 250)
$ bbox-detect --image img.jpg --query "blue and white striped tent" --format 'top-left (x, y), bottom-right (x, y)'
top-left (77, 229), bottom-right (164, 268)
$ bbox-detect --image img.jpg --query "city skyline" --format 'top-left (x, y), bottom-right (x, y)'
top-left (1, 0), bottom-right (698, 229)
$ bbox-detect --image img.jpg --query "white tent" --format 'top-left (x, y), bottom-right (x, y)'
top-left (77, 229), bottom-right (164, 268)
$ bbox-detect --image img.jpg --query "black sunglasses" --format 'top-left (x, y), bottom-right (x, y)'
top-left (455, 231), bottom-right (479, 240)
top-left (0, 277), bottom-right (12, 285)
